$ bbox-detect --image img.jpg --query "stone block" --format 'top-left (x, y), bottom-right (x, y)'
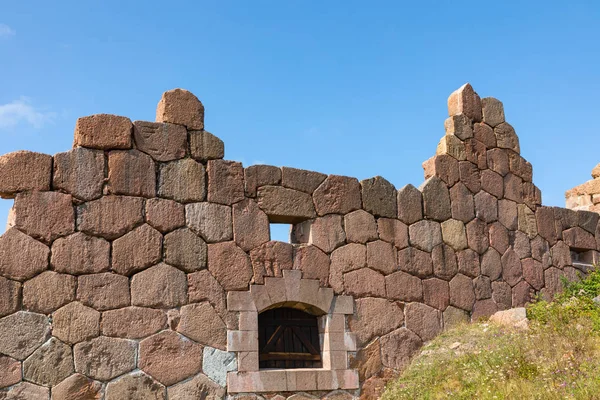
top-left (51, 233), bottom-right (110, 275)
top-left (495, 122), bottom-right (520, 153)
top-left (293, 245), bottom-right (330, 286)
top-left (349, 338), bottom-right (381, 381)
top-left (367, 240), bottom-right (397, 275)
top-left (348, 298), bottom-right (404, 346)
top-left (131, 263), bottom-right (187, 308)
top-left (474, 275), bottom-right (492, 300)
top-left (432, 244), bottom-right (458, 281)
top-left (0, 277), bottom-right (20, 318)
top-left (457, 249), bottom-right (480, 278)
top-left (190, 130), bottom-right (225, 162)
top-left (281, 167), bottom-right (327, 194)
top-left (343, 268), bottom-right (386, 297)
top-left (441, 219), bottom-right (468, 251)
top-left (107, 149), bottom-right (156, 197)
top-left (332, 295), bottom-right (354, 314)
top-left (244, 165), bottom-right (281, 197)
top-left (449, 274), bottom-right (475, 311)
top-left (164, 228), bottom-right (207, 273)
top-left (466, 218), bottom-right (489, 254)
top-left (443, 306), bottom-right (469, 330)
top-left (145, 198), bottom-right (185, 233)
top-left (227, 330), bottom-right (259, 352)
top-left (513, 231), bottom-right (532, 259)
top-left (450, 182), bottom-right (475, 223)
top-left (501, 249), bottom-right (523, 287)
top-left (133, 121), bottom-right (187, 162)
top-left (0, 311), bottom-right (50, 360)
top-left (474, 190), bottom-right (498, 222)
top-left (488, 221), bottom-right (509, 255)
top-left (471, 298), bottom-right (498, 321)
top-left (344, 209), bottom-right (378, 244)
top-left (23, 337), bottom-right (73, 387)
top-left (481, 169), bottom-right (504, 199)
top-left (158, 159), bottom-right (206, 203)
top-left (105, 372), bottom-right (166, 400)
top-left (13, 191), bottom-right (74, 243)
top-left (405, 302), bottom-right (442, 342)
top-left (186, 202), bottom-right (233, 243)
top-left (360, 176), bottom-right (397, 218)
top-left (167, 372), bottom-right (226, 399)
top-left (551, 240), bottom-right (572, 269)
top-left (447, 83), bottom-right (482, 121)
top-left (542, 267), bottom-right (564, 301)
top-left (397, 184), bottom-right (423, 224)
top-left (535, 207), bottom-right (558, 246)
top-left (1, 382), bottom-right (49, 398)
top-left (487, 148), bottom-right (509, 176)
top-left (232, 198), bottom-right (270, 251)
top-left (226, 291), bottom-right (256, 312)
top-left (498, 199), bottom-right (518, 230)
top-left (208, 241), bottom-right (253, 291)
top-left (77, 195), bottom-right (144, 240)
top-left (74, 336), bottom-right (137, 381)
top-left (101, 306), bottom-right (166, 339)
top-left (53, 147), bottom-right (104, 201)
top-left (23, 271), bottom-right (76, 314)
top-left (0, 355), bottom-right (21, 388)
top-left (481, 97), bottom-right (505, 127)
top-left (74, 114), bottom-right (133, 149)
top-left (398, 247), bottom-right (433, 278)
top-left (481, 248), bottom-right (502, 281)
top-left (436, 134), bottom-right (466, 161)
top-left (420, 176), bottom-right (451, 221)
top-left (518, 204), bottom-right (538, 239)
top-left (377, 217), bottom-right (409, 249)
top-left (329, 243), bottom-right (366, 293)
top-left (296, 215), bottom-right (345, 253)
top-left (563, 226), bottom-right (596, 250)
top-left (379, 328), bottom-right (422, 370)
top-left (423, 155), bottom-right (459, 187)
top-left (203, 347), bottom-right (237, 387)
top-left (465, 138), bottom-right (488, 170)
top-left (77, 273), bottom-right (131, 311)
top-left (156, 88), bottom-right (204, 129)
top-left (522, 258), bottom-right (544, 291)
top-left (313, 175), bottom-right (362, 216)
top-left (0, 151), bottom-right (51, 198)
top-left (178, 302), bottom-right (227, 349)
top-left (112, 224), bottom-right (163, 276)
top-left (512, 280), bottom-right (533, 307)
top-left (508, 152), bottom-right (533, 182)
top-left (504, 173), bottom-right (524, 203)
top-left (207, 160), bottom-right (245, 205)
top-left (51, 373), bottom-right (102, 400)
top-left (422, 278), bottom-right (449, 310)
top-left (257, 185), bottom-right (316, 223)
top-left (473, 121), bottom-right (496, 148)
top-left (459, 161), bottom-right (481, 194)
top-left (444, 114), bottom-right (473, 140)
top-left (250, 241), bottom-right (293, 284)
top-left (409, 220), bottom-right (442, 252)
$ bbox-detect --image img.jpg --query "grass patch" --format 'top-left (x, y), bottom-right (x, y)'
top-left (382, 269), bottom-right (600, 400)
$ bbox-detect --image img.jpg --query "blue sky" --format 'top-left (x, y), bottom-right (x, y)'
top-left (1, 1), bottom-right (599, 240)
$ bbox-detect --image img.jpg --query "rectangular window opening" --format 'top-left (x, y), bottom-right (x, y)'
top-left (0, 199), bottom-right (14, 234)
top-left (270, 223), bottom-right (292, 243)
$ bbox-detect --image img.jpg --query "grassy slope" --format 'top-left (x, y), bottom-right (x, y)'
top-left (382, 271), bottom-right (600, 400)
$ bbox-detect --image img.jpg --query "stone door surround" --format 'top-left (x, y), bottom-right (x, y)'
top-left (226, 270), bottom-right (359, 393)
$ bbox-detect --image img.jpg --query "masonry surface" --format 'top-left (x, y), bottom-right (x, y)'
top-left (0, 84), bottom-right (597, 400)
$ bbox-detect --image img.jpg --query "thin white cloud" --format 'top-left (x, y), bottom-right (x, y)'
top-left (0, 24), bottom-right (15, 37)
top-left (0, 97), bottom-right (56, 129)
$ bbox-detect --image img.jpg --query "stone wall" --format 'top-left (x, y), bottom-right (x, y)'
top-left (0, 84), bottom-right (598, 400)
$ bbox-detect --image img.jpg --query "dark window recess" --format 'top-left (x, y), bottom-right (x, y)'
top-left (258, 307), bottom-right (322, 369)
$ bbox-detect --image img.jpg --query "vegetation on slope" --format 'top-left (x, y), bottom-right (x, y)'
top-left (382, 270), bottom-right (600, 400)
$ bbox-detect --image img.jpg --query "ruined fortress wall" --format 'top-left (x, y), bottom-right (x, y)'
top-left (0, 84), bottom-right (598, 399)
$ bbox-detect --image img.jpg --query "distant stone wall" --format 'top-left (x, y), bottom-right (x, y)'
top-left (0, 84), bottom-right (598, 400)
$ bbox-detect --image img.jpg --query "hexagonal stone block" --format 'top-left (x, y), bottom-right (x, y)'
top-left (397, 184), bottom-right (423, 225)
top-left (0, 311), bottom-right (50, 360)
top-left (449, 274), bottom-right (475, 311)
top-left (450, 182), bottom-right (475, 223)
top-left (348, 298), bottom-right (403, 346)
top-left (12, 191), bottom-right (74, 243)
top-left (51, 373), bottom-right (102, 400)
top-left (409, 220), bottom-right (442, 252)
top-left (343, 268), bottom-right (386, 298)
top-left (52, 302), bottom-right (100, 344)
top-left (0, 355), bottom-right (21, 388)
top-left (250, 241), bottom-right (293, 284)
top-left (397, 247), bottom-right (433, 278)
top-left (367, 240), bottom-right (397, 275)
top-left (492, 281), bottom-right (512, 310)
top-left (158, 159), bottom-right (206, 203)
top-left (23, 337), bottom-right (73, 387)
top-left (474, 275), bottom-right (492, 300)
top-left (513, 231), bottom-right (532, 259)
top-left (448, 83), bottom-right (482, 121)
top-left (186, 202), bottom-right (233, 243)
top-left (292, 245), bottom-right (330, 287)
top-left (466, 218), bottom-right (489, 255)
top-left (313, 175), bottom-right (362, 216)
top-left (459, 161), bottom-right (481, 194)
top-left (177, 302), bottom-right (226, 349)
top-left (101, 307), bottom-right (166, 340)
top-left (0, 382), bottom-right (49, 399)
top-left (53, 147), bottom-right (104, 201)
top-left (156, 88), bottom-right (204, 129)
top-left (145, 198), bottom-right (185, 233)
top-left (379, 327), bottom-right (422, 370)
top-left (133, 121), bottom-right (187, 162)
top-left (385, 271), bottom-right (422, 302)
top-left (23, 271), bottom-right (76, 314)
top-left (208, 242), bottom-right (253, 291)
top-left (232, 199), bottom-right (270, 252)
top-left (51, 233), bottom-right (110, 275)
top-left (0, 150), bottom-right (52, 198)
top-left (495, 122), bottom-right (520, 153)
top-left (77, 273), bottom-right (129, 313)
top-left (457, 249), bottom-right (480, 278)
top-left (187, 270), bottom-right (227, 314)
top-left (376, 218), bottom-right (408, 249)
top-left (360, 176), bottom-right (397, 218)
top-left (431, 244), bottom-right (458, 281)
top-left (405, 303), bottom-right (442, 342)
top-left (480, 169), bottom-right (504, 199)
top-left (522, 258), bottom-right (544, 291)
top-left (74, 336), bottom-right (137, 381)
top-left (489, 221), bottom-right (509, 255)
top-left (422, 278), bottom-right (450, 310)
top-left (131, 263), bottom-right (187, 308)
top-left (441, 219), bottom-right (467, 251)
top-left (472, 299), bottom-right (498, 321)
top-left (140, 331), bottom-right (203, 386)
top-left (474, 191), bottom-right (498, 223)
top-left (112, 224), bottom-right (163, 276)
top-left (167, 372), bottom-right (226, 399)
top-left (190, 130), bottom-right (225, 163)
top-left (164, 228), bottom-right (207, 273)
top-left (482, 97), bottom-right (505, 127)
top-left (105, 371), bottom-right (166, 400)
top-left (207, 160), bottom-right (245, 205)
top-left (77, 195), bottom-right (144, 240)
top-left (0, 276), bottom-right (20, 318)
top-left (481, 248), bottom-right (502, 281)
top-left (512, 280), bottom-right (533, 307)
top-left (420, 177), bottom-right (451, 221)
top-left (107, 149), bottom-right (156, 198)
top-left (501, 249), bottom-right (523, 287)
top-left (294, 215), bottom-right (346, 254)
top-left (423, 154), bottom-right (459, 186)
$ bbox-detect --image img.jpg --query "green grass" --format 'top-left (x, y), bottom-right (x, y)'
top-left (381, 269), bottom-right (600, 400)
